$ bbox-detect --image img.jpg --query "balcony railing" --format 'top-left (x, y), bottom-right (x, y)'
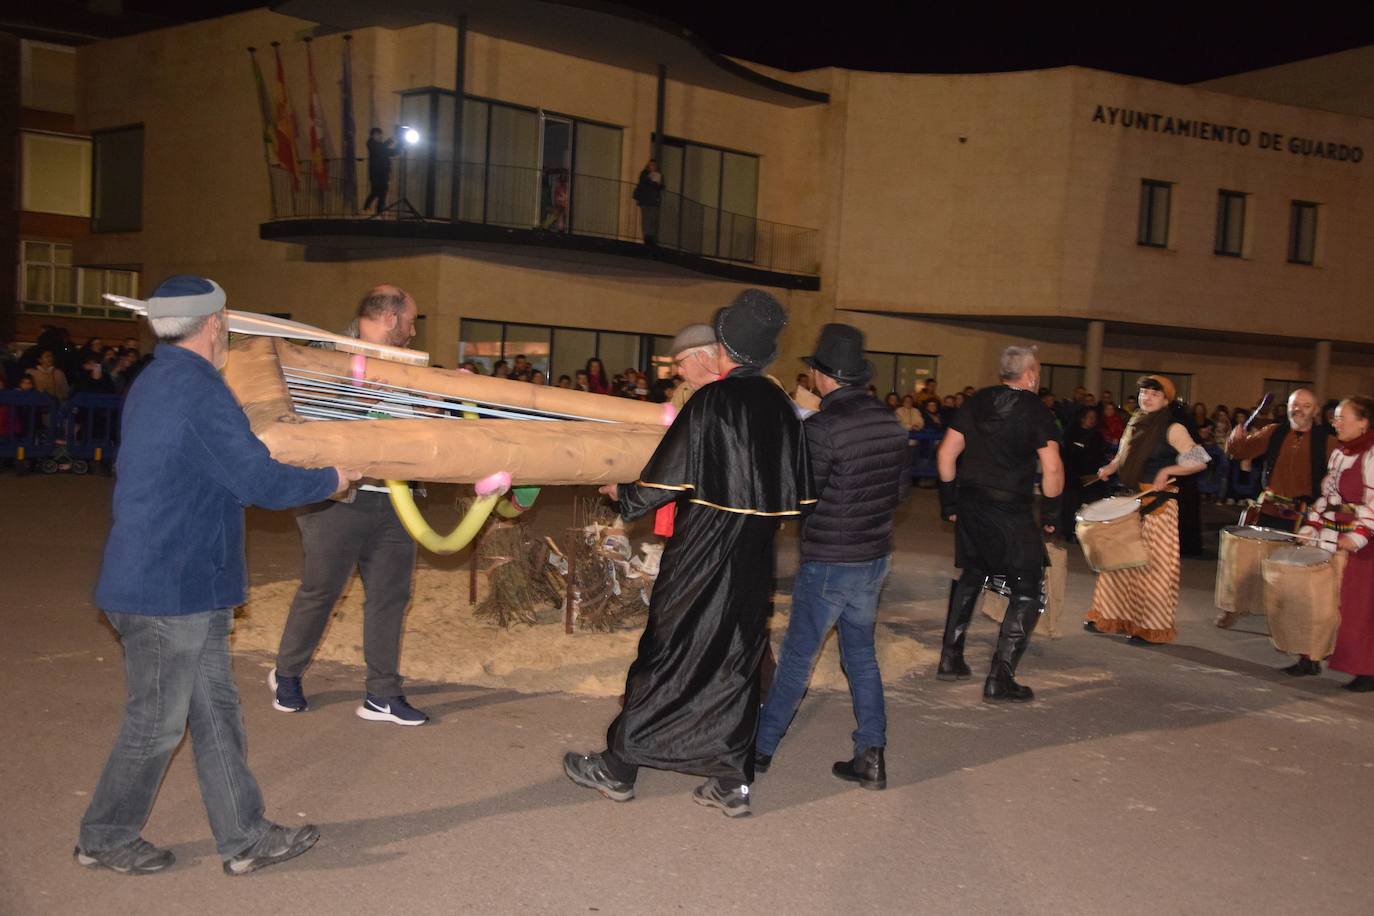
top-left (265, 159), bottom-right (820, 278)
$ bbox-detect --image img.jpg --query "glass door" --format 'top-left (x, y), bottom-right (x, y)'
top-left (538, 114), bottom-right (572, 232)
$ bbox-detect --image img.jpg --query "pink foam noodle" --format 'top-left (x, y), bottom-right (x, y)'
top-left (475, 470), bottom-right (512, 497)
top-left (350, 353), bottom-right (367, 382)
top-left (660, 403), bottom-right (677, 426)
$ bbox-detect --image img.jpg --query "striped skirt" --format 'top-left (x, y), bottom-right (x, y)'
top-left (1084, 500), bottom-right (1180, 643)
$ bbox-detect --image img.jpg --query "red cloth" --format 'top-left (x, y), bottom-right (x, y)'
top-left (1329, 450), bottom-right (1374, 676)
top-left (654, 503), bottom-right (675, 537)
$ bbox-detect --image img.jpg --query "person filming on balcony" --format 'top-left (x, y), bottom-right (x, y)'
top-left (363, 127), bottom-right (398, 214)
top-left (634, 158), bottom-right (663, 246)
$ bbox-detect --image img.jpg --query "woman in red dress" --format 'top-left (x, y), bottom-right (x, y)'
top-left (1300, 396), bottom-right (1374, 691)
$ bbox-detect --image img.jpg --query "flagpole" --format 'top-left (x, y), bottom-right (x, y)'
top-left (248, 47), bottom-right (278, 216)
top-left (341, 34), bottom-right (358, 214)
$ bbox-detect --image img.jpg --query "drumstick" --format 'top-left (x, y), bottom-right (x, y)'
top-left (1243, 393), bottom-right (1273, 432)
top-left (1240, 525), bottom-right (1321, 543)
top-left (103, 295), bottom-right (431, 366)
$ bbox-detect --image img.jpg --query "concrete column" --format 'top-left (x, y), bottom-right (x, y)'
top-left (1313, 339), bottom-right (1332, 401)
top-left (1083, 320), bottom-right (1105, 395)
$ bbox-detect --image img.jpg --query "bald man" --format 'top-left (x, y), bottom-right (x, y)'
top-left (1221, 387), bottom-right (1337, 627)
top-left (1226, 388), bottom-right (1336, 508)
top-left (271, 285), bottom-right (429, 725)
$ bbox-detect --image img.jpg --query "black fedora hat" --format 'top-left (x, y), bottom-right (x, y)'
top-left (802, 323), bottom-right (873, 384)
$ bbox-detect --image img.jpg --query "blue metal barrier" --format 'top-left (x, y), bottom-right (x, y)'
top-left (61, 393), bottom-right (123, 464)
top-left (0, 391), bottom-right (61, 463)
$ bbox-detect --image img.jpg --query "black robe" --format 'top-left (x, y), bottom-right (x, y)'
top-left (607, 367), bottom-right (813, 783)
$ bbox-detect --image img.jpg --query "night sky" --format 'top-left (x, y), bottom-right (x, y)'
top-left (118, 1), bottom-right (1374, 85)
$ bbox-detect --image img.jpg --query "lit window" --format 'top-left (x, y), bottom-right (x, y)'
top-left (21, 131), bottom-right (91, 216)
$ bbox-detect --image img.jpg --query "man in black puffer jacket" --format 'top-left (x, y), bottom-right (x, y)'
top-left (755, 324), bottom-right (909, 790)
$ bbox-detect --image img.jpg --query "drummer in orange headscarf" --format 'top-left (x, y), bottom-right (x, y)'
top-left (1083, 375), bottom-right (1210, 644)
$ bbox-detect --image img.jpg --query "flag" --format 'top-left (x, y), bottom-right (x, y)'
top-left (340, 34), bottom-right (358, 210)
top-left (270, 42), bottom-right (300, 191)
top-left (303, 38), bottom-right (329, 193)
top-left (247, 47), bottom-right (278, 166)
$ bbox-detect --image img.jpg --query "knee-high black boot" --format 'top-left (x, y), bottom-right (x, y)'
top-left (937, 573), bottom-right (982, 681)
top-left (984, 586), bottom-right (1043, 703)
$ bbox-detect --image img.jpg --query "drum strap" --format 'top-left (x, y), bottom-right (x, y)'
top-left (1138, 491), bottom-right (1178, 518)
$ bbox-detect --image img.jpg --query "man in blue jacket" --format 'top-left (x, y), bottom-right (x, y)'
top-left (75, 276), bottom-right (356, 876)
top-left (754, 324), bottom-right (909, 790)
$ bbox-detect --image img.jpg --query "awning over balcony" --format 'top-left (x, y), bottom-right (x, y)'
top-left (271, 0), bottom-right (829, 107)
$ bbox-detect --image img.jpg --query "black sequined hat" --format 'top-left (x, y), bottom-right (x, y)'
top-left (714, 289), bottom-right (787, 367)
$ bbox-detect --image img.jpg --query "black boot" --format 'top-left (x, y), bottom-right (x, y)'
top-left (1281, 656), bottom-right (1321, 677)
top-left (832, 747), bottom-right (886, 790)
top-left (983, 590), bottom-right (1042, 703)
top-left (937, 576), bottom-right (980, 681)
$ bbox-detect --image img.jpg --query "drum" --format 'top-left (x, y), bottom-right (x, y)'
top-left (1261, 546), bottom-right (1344, 658)
top-left (1076, 496), bottom-right (1147, 572)
top-left (1215, 527), bottom-right (1295, 619)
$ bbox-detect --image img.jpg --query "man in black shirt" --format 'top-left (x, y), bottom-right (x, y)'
top-left (936, 346), bottom-right (1064, 702)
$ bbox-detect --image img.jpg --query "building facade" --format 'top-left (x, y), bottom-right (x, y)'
top-left (47, 3), bottom-right (1374, 405)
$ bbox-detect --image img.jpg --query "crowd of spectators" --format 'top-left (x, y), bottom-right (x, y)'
top-left (456, 354), bottom-right (680, 403)
top-left (1, 326), bottom-right (147, 402)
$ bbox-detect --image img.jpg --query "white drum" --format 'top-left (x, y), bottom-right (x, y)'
top-left (1262, 545), bottom-right (1343, 658)
top-left (1076, 496), bottom-right (1146, 572)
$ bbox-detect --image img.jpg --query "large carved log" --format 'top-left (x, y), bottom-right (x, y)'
top-left (223, 337), bottom-right (665, 485)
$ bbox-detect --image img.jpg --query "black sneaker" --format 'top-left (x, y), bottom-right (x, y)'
top-left (74, 837), bottom-right (175, 875)
top-left (269, 670), bottom-right (307, 713)
top-left (562, 752), bottom-right (635, 802)
top-left (356, 694), bottom-right (428, 726)
top-left (222, 823), bottom-right (320, 876)
top-left (692, 778), bottom-right (752, 817)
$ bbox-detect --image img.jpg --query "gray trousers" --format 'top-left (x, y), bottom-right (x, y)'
top-left (275, 491), bottom-right (416, 696)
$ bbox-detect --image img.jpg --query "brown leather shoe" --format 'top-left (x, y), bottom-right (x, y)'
top-left (1214, 610), bottom-right (1244, 629)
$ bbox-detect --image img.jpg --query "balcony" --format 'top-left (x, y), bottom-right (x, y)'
top-left (259, 160), bottom-right (821, 290)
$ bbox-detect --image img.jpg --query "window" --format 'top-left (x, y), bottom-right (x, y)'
top-left (21, 131), bottom-right (91, 216)
top-left (656, 138), bottom-right (760, 259)
top-left (1040, 364), bottom-right (1191, 405)
top-left (1215, 190), bottom-right (1246, 257)
top-left (459, 319), bottom-right (654, 382)
top-left (21, 40), bottom-right (76, 114)
top-left (1289, 201), bottom-right (1318, 265)
top-left (20, 240), bottom-right (139, 319)
top-left (1137, 179), bottom-right (1171, 248)
top-left (397, 89), bottom-right (622, 231)
top-left (92, 126), bottom-right (144, 232)
top-left (867, 352), bottom-right (939, 398)
top-left (1263, 378), bottom-right (1314, 402)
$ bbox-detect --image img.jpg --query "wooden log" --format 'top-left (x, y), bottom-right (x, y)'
top-left (274, 339), bottom-right (672, 427)
top-left (252, 414), bottom-right (662, 485)
top-left (223, 337), bottom-right (304, 431)
top-left (224, 337), bottom-right (665, 485)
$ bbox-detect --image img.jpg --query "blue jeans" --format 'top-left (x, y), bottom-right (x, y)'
top-left (757, 556), bottom-right (890, 758)
top-left (79, 608), bottom-right (270, 859)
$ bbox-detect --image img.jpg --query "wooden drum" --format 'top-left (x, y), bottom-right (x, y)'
top-left (1262, 546), bottom-right (1344, 658)
top-left (1215, 526), bottom-right (1295, 617)
top-left (1076, 496), bottom-right (1147, 572)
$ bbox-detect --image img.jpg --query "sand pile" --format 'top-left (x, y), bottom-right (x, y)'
top-left (231, 566), bottom-right (936, 698)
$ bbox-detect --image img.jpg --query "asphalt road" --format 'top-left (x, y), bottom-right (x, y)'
top-left (2, 475), bottom-right (1372, 915)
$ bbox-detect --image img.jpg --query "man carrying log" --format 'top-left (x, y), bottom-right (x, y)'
top-left (564, 289), bottom-right (813, 817)
top-left (270, 285), bottom-right (430, 725)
